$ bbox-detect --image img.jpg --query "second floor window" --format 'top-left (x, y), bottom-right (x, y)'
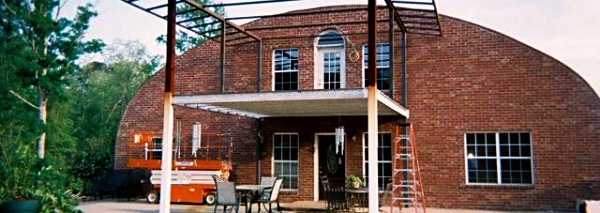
top-left (274, 49), bottom-right (299, 91)
top-left (363, 44), bottom-right (390, 90)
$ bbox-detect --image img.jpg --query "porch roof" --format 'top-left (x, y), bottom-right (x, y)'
top-left (173, 88), bottom-right (409, 119)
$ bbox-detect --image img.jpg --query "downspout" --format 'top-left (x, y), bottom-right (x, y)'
top-left (257, 41), bottom-right (263, 183)
top-left (256, 118), bottom-right (264, 183)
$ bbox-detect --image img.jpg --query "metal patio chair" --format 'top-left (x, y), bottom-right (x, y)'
top-left (214, 181), bottom-right (242, 213)
top-left (249, 177), bottom-right (283, 213)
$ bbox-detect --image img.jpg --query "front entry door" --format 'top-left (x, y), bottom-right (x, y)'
top-left (318, 135), bottom-right (345, 199)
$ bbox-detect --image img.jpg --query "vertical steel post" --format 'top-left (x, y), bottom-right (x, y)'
top-left (402, 32), bottom-right (407, 107)
top-left (388, 6), bottom-right (395, 99)
top-left (258, 40), bottom-right (263, 92)
top-left (367, 0), bottom-right (379, 212)
top-left (159, 0), bottom-right (176, 212)
top-left (220, 22), bottom-right (226, 93)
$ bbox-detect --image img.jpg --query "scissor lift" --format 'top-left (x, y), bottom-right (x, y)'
top-left (127, 130), bottom-right (232, 204)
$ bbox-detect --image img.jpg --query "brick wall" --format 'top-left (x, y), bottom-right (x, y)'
top-left (116, 5), bottom-right (600, 211)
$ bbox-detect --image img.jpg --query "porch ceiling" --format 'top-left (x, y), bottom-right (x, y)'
top-left (173, 88), bottom-right (409, 119)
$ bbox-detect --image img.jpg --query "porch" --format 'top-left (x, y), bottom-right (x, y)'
top-left (77, 199), bottom-right (546, 213)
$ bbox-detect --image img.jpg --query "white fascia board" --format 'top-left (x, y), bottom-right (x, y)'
top-left (173, 89), bottom-right (368, 105)
top-left (376, 90), bottom-right (410, 118)
top-left (186, 103), bottom-right (265, 118)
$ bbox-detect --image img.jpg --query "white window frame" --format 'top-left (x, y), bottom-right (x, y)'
top-left (464, 132), bottom-right (535, 186)
top-left (272, 49), bottom-right (299, 91)
top-left (145, 136), bottom-right (162, 160)
top-left (314, 30), bottom-right (346, 90)
top-left (362, 43), bottom-right (391, 90)
top-left (272, 133), bottom-right (300, 191)
top-left (362, 132), bottom-right (392, 191)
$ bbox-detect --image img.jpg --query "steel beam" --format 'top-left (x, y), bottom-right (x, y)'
top-left (203, 0), bottom-right (301, 7)
top-left (384, 0), bottom-right (407, 33)
top-left (182, 0), bottom-right (261, 41)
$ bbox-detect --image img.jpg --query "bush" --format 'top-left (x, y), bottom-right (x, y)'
top-left (0, 134), bottom-right (82, 212)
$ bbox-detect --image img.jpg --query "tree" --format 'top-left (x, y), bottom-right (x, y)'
top-left (156, 0), bottom-right (225, 53)
top-left (69, 40), bottom-right (159, 188)
top-left (0, 0), bottom-right (104, 158)
top-left (72, 40), bottom-right (159, 153)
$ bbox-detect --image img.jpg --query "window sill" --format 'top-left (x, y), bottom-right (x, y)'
top-left (463, 184), bottom-right (535, 190)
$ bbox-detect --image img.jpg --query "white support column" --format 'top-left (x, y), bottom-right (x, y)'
top-left (367, 0), bottom-right (379, 212)
top-left (159, 93), bottom-right (174, 213)
top-left (160, 0), bottom-right (176, 211)
top-left (367, 86), bottom-right (379, 213)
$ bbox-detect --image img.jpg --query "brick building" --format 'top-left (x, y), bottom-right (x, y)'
top-left (116, 4), bottom-right (600, 211)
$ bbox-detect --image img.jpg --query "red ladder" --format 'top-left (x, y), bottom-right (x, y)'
top-left (390, 124), bottom-right (427, 213)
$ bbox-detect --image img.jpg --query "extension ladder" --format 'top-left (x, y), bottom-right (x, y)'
top-left (390, 124), bottom-right (427, 213)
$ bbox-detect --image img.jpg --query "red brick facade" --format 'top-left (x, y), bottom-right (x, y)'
top-left (116, 5), bottom-right (600, 211)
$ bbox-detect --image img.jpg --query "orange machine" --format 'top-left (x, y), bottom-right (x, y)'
top-left (127, 129), bottom-right (232, 205)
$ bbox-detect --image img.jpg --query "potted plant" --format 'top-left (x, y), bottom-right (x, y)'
top-left (346, 175), bottom-right (364, 188)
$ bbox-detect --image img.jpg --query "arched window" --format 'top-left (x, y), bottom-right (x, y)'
top-left (317, 31), bottom-right (345, 47)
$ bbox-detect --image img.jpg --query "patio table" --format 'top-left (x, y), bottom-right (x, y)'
top-left (236, 184), bottom-right (272, 213)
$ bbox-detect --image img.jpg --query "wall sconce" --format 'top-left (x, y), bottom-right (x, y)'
top-left (350, 130), bottom-right (358, 141)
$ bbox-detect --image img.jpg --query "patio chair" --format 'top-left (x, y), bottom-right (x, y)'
top-left (321, 178), bottom-right (350, 213)
top-left (212, 174), bottom-right (226, 184)
top-left (250, 177), bottom-right (283, 213)
top-left (260, 176), bottom-right (277, 186)
top-left (214, 181), bottom-right (242, 213)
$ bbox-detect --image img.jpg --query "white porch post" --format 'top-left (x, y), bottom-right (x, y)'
top-left (367, 0), bottom-right (379, 212)
top-left (159, 94), bottom-right (174, 212)
top-left (159, 0), bottom-right (176, 212)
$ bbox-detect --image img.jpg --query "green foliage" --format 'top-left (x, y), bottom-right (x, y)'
top-left (347, 175), bottom-right (364, 187)
top-left (1, 1), bottom-right (158, 211)
top-left (156, 0), bottom-right (225, 53)
top-left (70, 40), bottom-right (158, 153)
top-left (0, 130), bottom-right (39, 201)
top-left (1, 1), bottom-right (104, 212)
top-left (0, 129), bottom-right (82, 212)
top-left (35, 158), bottom-right (83, 213)
top-left (68, 40), bottom-right (158, 193)
top-left (1, 0), bottom-right (104, 100)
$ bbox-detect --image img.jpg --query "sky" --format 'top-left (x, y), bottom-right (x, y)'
top-left (63, 0), bottom-right (599, 94)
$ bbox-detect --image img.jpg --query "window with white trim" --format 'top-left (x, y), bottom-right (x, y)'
top-left (465, 132), bottom-right (534, 185)
top-left (273, 49), bottom-right (299, 91)
top-left (363, 43), bottom-right (390, 90)
top-left (273, 133), bottom-right (299, 191)
top-left (363, 133), bottom-right (392, 190)
top-left (147, 137), bottom-right (162, 160)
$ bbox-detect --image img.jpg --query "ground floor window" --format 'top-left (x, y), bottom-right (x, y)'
top-left (147, 137), bottom-right (162, 160)
top-left (363, 133), bottom-right (392, 190)
top-left (465, 132), bottom-right (534, 185)
top-left (273, 133), bottom-right (299, 191)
